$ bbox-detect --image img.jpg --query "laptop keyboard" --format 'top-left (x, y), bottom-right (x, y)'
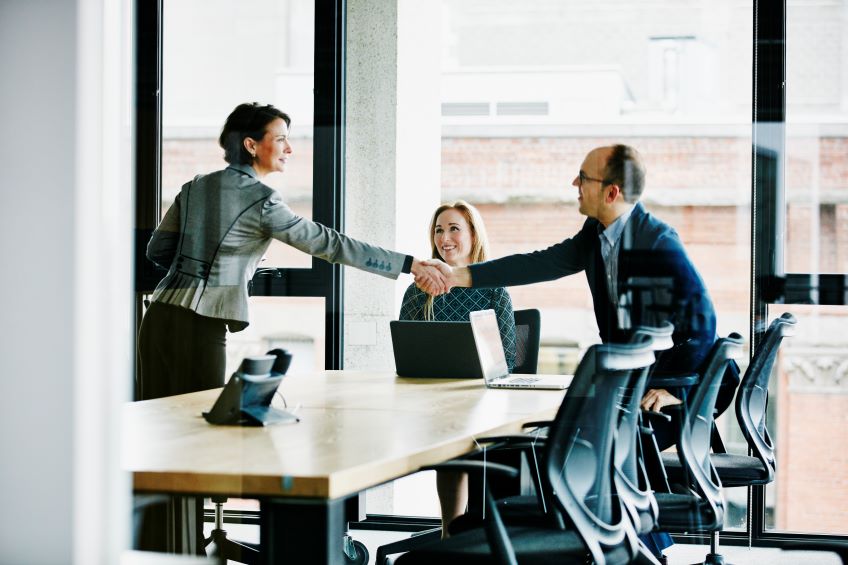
top-left (508, 377), bottom-right (540, 384)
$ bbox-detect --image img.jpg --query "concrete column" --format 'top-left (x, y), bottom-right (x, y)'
top-left (344, 0), bottom-right (442, 370)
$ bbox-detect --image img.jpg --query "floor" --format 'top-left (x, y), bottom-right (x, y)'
top-left (348, 529), bottom-right (842, 565)
top-left (206, 520), bottom-right (842, 565)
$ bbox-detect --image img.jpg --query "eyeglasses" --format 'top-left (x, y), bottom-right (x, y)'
top-left (578, 171), bottom-right (610, 187)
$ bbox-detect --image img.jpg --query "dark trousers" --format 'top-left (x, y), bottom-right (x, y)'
top-left (137, 301), bottom-right (227, 401)
top-left (136, 301), bottom-right (228, 555)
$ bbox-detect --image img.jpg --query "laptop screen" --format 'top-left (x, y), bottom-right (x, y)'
top-left (469, 309), bottom-right (510, 382)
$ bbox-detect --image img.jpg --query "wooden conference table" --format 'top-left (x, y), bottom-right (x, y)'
top-left (124, 370), bottom-right (567, 564)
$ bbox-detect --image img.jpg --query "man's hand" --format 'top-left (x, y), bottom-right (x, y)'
top-left (421, 260), bottom-right (472, 290)
top-left (410, 258), bottom-right (449, 296)
top-left (640, 388), bottom-right (682, 413)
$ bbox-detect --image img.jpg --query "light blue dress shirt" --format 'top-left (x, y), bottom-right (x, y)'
top-left (597, 205), bottom-right (635, 307)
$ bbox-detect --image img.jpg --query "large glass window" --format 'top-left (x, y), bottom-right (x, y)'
top-left (441, 0), bottom-right (752, 371)
top-left (764, 0), bottom-right (848, 536)
top-left (156, 0), bottom-right (329, 374)
top-left (145, 0), bottom-right (338, 386)
top-left (162, 0), bottom-right (315, 268)
top-left (784, 1), bottom-right (848, 276)
top-left (379, 0), bottom-right (755, 522)
top-left (765, 305), bottom-right (848, 535)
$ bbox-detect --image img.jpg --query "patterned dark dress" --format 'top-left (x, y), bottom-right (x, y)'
top-left (399, 284), bottom-right (517, 371)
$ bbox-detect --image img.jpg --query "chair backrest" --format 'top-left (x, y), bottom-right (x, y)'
top-left (613, 323), bottom-right (675, 532)
top-left (676, 333), bottom-right (745, 531)
top-left (512, 309), bottom-right (541, 374)
top-left (736, 312), bottom-right (796, 483)
top-left (543, 340), bottom-right (656, 564)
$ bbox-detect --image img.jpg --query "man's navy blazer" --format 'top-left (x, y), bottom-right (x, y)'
top-left (470, 202), bottom-right (737, 402)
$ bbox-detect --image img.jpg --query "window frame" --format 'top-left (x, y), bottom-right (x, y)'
top-left (746, 0), bottom-right (848, 547)
top-left (133, 0), bottom-right (348, 385)
top-left (134, 0), bottom-right (848, 548)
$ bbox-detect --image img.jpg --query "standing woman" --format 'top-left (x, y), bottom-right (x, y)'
top-left (399, 200), bottom-right (517, 535)
top-left (139, 102), bottom-right (444, 400)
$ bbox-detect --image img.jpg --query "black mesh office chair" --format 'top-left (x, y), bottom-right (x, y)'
top-left (389, 340), bottom-right (657, 565)
top-left (660, 313), bottom-right (796, 564)
top-left (614, 324), bottom-right (674, 539)
top-left (446, 325), bottom-right (673, 550)
top-left (512, 308), bottom-right (541, 374)
top-left (647, 334), bottom-right (745, 559)
top-left (466, 330), bottom-right (744, 564)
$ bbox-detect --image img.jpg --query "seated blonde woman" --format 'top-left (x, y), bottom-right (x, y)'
top-left (399, 200), bottom-right (517, 535)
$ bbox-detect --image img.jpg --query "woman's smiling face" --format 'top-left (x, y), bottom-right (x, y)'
top-left (250, 118), bottom-right (292, 177)
top-left (433, 207), bottom-right (474, 267)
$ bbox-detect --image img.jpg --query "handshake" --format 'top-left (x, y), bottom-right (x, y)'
top-left (410, 258), bottom-right (469, 296)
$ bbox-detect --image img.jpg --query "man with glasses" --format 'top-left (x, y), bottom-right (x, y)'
top-left (422, 143), bottom-right (737, 450)
top-left (422, 145), bottom-right (738, 410)
top-left (420, 144), bottom-right (738, 560)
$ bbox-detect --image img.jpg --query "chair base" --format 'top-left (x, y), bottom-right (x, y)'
top-left (204, 497), bottom-right (260, 564)
top-left (700, 552), bottom-right (727, 565)
top-left (205, 527), bottom-right (260, 564)
top-left (343, 534), bottom-right (370, 564)
top-left (375, 527), bottom-right (442, 564)
top-left (691, 529), bottom-right (732, 565)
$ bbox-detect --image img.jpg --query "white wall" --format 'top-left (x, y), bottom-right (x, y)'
top-left (0, 1), bottom-right (132, 563)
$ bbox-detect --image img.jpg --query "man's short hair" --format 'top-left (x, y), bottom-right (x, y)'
top-left (603, 144), bottom-right (645, 203)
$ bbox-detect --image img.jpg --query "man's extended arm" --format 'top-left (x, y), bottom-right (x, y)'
top-left (416, 220), bottom-right (596, 294)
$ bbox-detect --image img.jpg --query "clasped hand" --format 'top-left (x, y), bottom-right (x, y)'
top-left (640, 388), bottom-right (682, 413)
top-left (411, 259), bottom-right (454, 296)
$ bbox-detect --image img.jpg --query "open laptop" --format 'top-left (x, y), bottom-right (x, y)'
top-left (470, 309), bottom-right (572, 390)
top-left (390, 320), bottom-right (483, 378)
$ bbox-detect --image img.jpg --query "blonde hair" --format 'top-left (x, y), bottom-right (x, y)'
top-left (423, 200), bottom-right (490, 320)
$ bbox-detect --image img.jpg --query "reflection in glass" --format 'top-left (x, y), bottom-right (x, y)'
top-left (723, 486), bottom-right (749, 532)
top-left (785, 1), bottom-right (848, 275)
top-left (225, 297), bottom-right (325, 379)
top-left (765, 304), bottom-right (848, 534)
top-left (383, 0), bottom-right (754, 520)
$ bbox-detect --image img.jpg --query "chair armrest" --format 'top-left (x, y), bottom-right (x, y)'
top-left (477, 434), bottom-right (546, 445)
top-left (424, 460), bottom-right (520, 565)
top-left (521, 420), bottom-right (552, 430)
top-left (421, 460), bottom-right (520, 480)
top-left (642, 409), bottom-right (673, 423)
top-left (647, 373), bottom-right (699, 388)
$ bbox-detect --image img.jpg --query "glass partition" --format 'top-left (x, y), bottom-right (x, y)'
top-left (764, 307), bottom-right (848, 536)
top-left (381, 0), bottom-right (754, 522)
top-left (784, 1), bottom-right (848, 276)
top-left (760, 0), bottom-right (848, 536)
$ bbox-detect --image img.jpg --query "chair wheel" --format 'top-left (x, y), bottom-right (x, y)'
top-left (343, 535), bottom-right (369, 564)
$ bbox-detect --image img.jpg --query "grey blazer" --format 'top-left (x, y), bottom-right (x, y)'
top-left (147, 164), bottom-right (407, 331)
